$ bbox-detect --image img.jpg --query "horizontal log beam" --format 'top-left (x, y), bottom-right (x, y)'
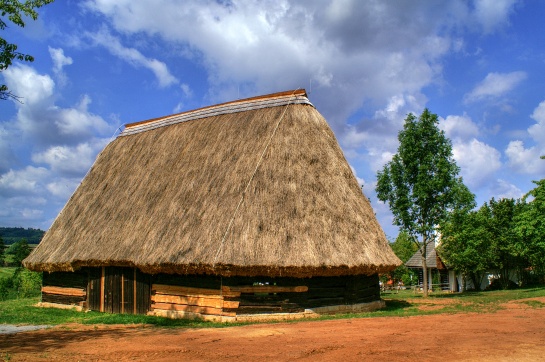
top-left (42, 286), bottom-right (86, 297)
top-left (152, 302), bottom-right (223, 316)
top-left (152, 284), bottom-right (240, 298)
top-left (222, 285), bottom-right (308, 293)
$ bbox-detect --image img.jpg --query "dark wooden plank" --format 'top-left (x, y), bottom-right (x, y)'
top-left (87, 268), bottom-right (102, 311)
top-left (42, 292), bottom-right (85, 305)
top-left (136, 269), bottom-right (151, 315)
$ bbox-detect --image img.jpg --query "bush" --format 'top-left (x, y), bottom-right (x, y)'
top-left (0, 277), bottom-right (11, 300)
top-left (12, 268), bottom-right (42, 298)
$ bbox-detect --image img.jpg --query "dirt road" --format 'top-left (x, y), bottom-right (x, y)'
top-left (1, 298), bottom-right (545, 361)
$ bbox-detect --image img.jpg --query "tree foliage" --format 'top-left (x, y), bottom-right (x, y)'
top-left (0, 0), bottom-right (54, 100)
top-left (441, 196), bottom-right (541, 290)
top-left (0, 226), bottom-right (44, 245)
top-left (6, 239), bottom-right (31, 266)
top-left (376, 109), bottom-right (473, 296)
top-left (0, 235), bottom-right (5, 266)
top-left (515, 156), bottom-right (545, 281)
top-left (440, 204), bottom-right (492, 290)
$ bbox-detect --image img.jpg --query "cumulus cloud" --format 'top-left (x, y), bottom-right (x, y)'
top-left (0, 51), bottom-right (115, 227)
top-left (81, 1), bottom-right (470, 127)
top-left (439, 114), bottom-right (479, 141)
top-left (3, 64), bottom-right (111, 145)
top-left (54, 95), bottom-right (111, 138)
top-left (505, 100), bottom-right (545, 174)
top-left (452, 139), bottom-right (502, 188)
top-left (464, 71), bottom-right (526, 103)
top-left (0, 166), bottom-right (49, 197)
top-left (2, 64), bottom-right (55, 107)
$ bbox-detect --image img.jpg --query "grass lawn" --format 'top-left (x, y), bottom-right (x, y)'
top-left (1, 287), bottom-right (544, 328)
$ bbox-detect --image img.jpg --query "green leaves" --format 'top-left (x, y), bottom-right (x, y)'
top-left (376, 108), bottom-right (473, 241)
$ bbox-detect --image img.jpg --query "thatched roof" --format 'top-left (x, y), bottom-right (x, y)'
top-left (405, 243), bottom-right (442, 269)
top-left (24, 89), bottom-right (401, 277)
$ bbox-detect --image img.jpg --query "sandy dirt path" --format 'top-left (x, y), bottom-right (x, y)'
top-left (1, 299), bottom-right (545, 361)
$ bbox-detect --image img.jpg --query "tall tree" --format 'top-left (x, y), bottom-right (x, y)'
top-left (376, 109), bottom-right (473, 296)
top-left (1, 0), bottom-right (54, 100)
top-left (515, 156), bottom-right (545, 282)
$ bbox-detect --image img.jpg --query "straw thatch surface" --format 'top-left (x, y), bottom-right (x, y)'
top-left (24, 91), bottom-right (401, 277)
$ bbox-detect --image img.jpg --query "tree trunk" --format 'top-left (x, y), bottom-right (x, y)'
top-left (421, 238), bottom-right (428, 297)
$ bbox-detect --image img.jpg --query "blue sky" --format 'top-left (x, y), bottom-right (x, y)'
top-left (1, 0), bottom-right (544, 239)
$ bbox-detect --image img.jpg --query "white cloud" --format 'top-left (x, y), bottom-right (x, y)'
top-left (452, 139), bottom-right (501, 188)
top-left (505, 140), bottom-right (544, 174)
top-left (0, 166), bottom-right (49, 196)
top-left (54, 95), bottom-right (111, 138)
top-left (505, 100), bottom-right (545, 174)
top-left (49, 47), bottom-right (73, 87)
top-left (49, 47), bottom-right (73, 73)
top-left (439, 114), bottom-right (479, 141)
top-left (529, 101), bottom-right (545, 142)
top-left (2, 64), bottom-right (55, 107)
top-left (492, 179), bottom-right (523, 200)
top-left (86, 27), bottom-right (179, 88)
top-left (3, 65), bottom-right (112, 145)
top-left (81, 0), bottom-right (464, 127)
top-left (474, 0), bottom-right (519, 34)
top-left (32, 140), bottom-right (106, 177)
top-left (464, 71), bottom-right (526, 103)
top-left (1, 54), bottom-right (115, 228)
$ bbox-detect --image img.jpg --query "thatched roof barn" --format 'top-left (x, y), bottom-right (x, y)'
top-left (25, 89), bottom-right (399, 277)
top-left (24, 89), bottom-right (400, 319)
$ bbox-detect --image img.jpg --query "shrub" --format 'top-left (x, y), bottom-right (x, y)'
top-left (12, 268), bottom-right (42, 298)
top-left (0, 277), bottom-right (11, 300)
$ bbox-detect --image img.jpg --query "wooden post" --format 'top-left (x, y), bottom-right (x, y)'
top-left (121, 272), bottom-right (124, 314)
top-left (133, 268), bottom-right (137, 315)
top-left (100, 267), bottom-right (105, 312)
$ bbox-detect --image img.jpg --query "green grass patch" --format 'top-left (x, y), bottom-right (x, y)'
top-left (1, 287), bottom-right (544, 328)
top-left (0, 297), bottom-right (236, 328)
top-left (518, 300), bottom-right (545, 308)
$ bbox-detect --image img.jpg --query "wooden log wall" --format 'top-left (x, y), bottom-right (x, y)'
top-left (151, 284), bottom-right (240, 317)
top-left (150, 273), bottom-right (380, 317)
top-left (42, 270), bottom-right (88, 307)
